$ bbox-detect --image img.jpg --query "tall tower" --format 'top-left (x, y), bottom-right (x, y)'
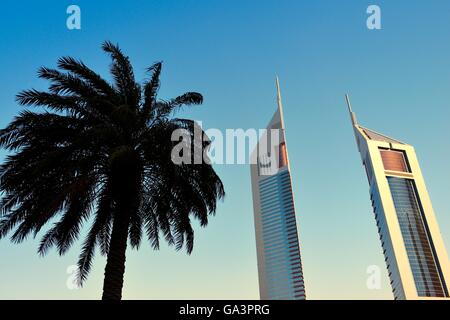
top-left (250, 78), bottom-right (305, 300)
top-left (346, 95), bottom-right (450, 300)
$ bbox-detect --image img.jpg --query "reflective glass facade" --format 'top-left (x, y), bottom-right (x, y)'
top-left (387, 177), bottom-right (447, 297)
top-left (380, 149), bottom-right (409, 172)
top-left (369, 181), bottom-right (406, 299)
top-left (258, 168), bottom-right (305, 299)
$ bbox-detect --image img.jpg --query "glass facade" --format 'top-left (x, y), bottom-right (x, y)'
top-left (369, 180), bottom-right (406, 299)
top-left (258, 169), bottom-right (305, 300)
top-left (387, 177), bottom-right (447, 297)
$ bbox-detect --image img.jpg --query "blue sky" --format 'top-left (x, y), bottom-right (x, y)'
top-left (1, 0), bottom-right (450, 299)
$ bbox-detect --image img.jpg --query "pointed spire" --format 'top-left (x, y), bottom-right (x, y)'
top-left (345, 94), bottom-right (358, 126)
top-left (276, 76), bottom-right (285, 129)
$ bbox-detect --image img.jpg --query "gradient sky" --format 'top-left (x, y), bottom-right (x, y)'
top-left (1, 0), bottom-right (450, 300)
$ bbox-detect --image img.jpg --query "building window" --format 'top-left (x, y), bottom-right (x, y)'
top-left (279, 142), bottom-right (288, 168)
top-left (387, 177), bottom-right (447, 297)
top-left (380, 149), bottom-right (410, 172)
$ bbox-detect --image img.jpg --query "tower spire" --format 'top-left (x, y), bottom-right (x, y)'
top-left (276, 76), bottom-right (285, 129)
top-left (345, 94), bottom-right (358, 126)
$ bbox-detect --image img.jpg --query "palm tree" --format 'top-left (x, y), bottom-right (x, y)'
top-left (0, 41), bottom-right (225, 300)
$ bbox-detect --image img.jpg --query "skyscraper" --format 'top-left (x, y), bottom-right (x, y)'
top-left (250, 78), bottom-right (305, 300)
top-left (346, 95), bottom-right (450, 300)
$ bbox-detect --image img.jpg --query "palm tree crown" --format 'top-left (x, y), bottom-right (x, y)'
top-left (0, 41), bottom-right (225, 300)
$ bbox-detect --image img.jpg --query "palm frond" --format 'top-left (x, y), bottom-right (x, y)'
top-left (142, 62), bottom-right (162, 121)
top-left (57, 56), bottom-right (116, 97)
top-left (101, 41), bottom-right (139, 106)
top-left (152, 92), bottom-right (203, 120)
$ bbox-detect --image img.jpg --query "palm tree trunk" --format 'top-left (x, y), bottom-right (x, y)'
top-left (101, 208), bottom-right (131, 300)
top-left (102, 148), bottom-right (142, 300)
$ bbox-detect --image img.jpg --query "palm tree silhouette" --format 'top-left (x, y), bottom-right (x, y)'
top-left (0, 41), bottom-right (225, 300)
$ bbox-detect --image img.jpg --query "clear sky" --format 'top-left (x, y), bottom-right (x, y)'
top-left (1, 0), bottom-right (450, 300)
